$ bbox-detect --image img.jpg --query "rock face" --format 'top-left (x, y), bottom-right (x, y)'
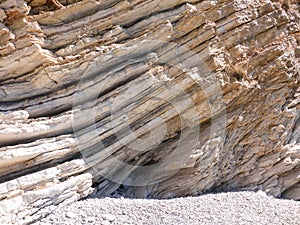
top-left (0, 0), bottom-right (299, 223)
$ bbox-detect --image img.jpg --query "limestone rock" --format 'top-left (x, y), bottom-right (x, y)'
top-left (0, 0), bottom-right (299, 223)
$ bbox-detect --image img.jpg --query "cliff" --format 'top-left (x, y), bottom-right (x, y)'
top-left (0, 0), bottom-right (299, 224)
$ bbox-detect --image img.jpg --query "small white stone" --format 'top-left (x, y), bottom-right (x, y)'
top-left (257, 190), bottom-right (267, 196)
top-left (101, 220), bottom-right (111, 225)
top-left (87, 217), bottom-right (96, 222)
top-left (101, 213), bottom-right (116, 222)
top-left (65, 211), bottom-right (77, 218)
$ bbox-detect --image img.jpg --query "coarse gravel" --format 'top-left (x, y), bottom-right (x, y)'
top-left (32, 191), bottom-right (300, 225)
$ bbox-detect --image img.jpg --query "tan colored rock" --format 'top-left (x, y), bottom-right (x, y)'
top-left (0, 0), bottom-right (299, 223)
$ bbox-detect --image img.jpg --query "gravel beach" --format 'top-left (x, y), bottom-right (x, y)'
top-left (33, 191), bottom-right (300, 225)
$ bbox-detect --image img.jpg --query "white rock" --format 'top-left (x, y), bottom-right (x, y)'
top-left (101, 213), bottom-right (116, 222)
top-left (101, 220), bottom-right (111, 225)
top-left (65, 211), bottom-right (77, 218)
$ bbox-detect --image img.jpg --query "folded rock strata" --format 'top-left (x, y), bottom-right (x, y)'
top-left (0, 0), bottom-right (299, 224)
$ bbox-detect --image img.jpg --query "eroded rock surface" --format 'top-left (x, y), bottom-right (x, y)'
top-left (0, 0), bottom-right (299, 224)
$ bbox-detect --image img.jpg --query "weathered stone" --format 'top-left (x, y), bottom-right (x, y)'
top-left (0, 0), bottom-right (299, 224)
top-left (0, 159), bottom-right (93, 224)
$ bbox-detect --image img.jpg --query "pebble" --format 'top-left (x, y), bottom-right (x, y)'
top-left (32, 192), bottom-right (300, 225)
top-left (101, 220), bottom-right (111, 225)
top-left (87, 216), bottom-right (96, 223)
top-left (101, 213), bottom-right (116, 222)
top-left (65, 211), bottom-right (77, 219)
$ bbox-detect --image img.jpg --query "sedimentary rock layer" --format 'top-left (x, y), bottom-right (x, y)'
top-left (0, 0), bottom-right (299, 224)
